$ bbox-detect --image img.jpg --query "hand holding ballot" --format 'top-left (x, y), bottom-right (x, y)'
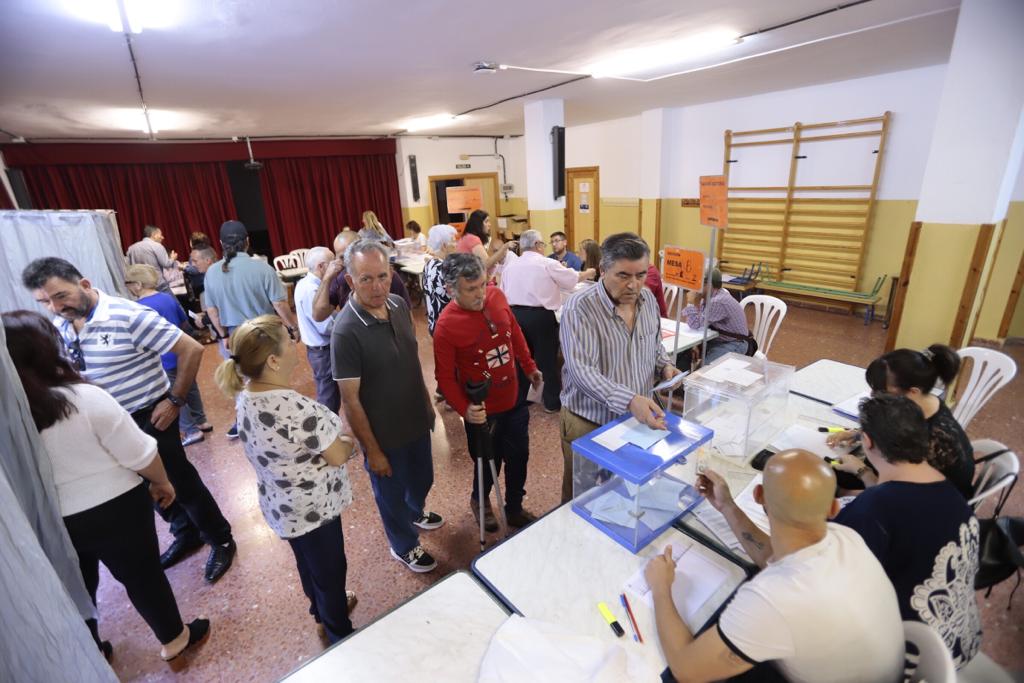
top-left (629, 395), bottom-right (667, 430)
top-left (696, 469), bottom-right (735, 513)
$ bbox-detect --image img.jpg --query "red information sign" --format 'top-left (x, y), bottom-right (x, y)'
top-left (663, 246), bottom-right (704, 290)
top-left (699, 175), bottom-right (728, 228)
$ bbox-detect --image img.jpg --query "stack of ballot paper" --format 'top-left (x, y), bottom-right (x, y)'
top-left (832, 389), bottom-right (870, 421)
top-left (769, 423), bottom-right (854, 461)
top-left (624, 542), bottom-right (731, 627)
top-left (591, 417), bottom-right (670, 452)
top-left (701, 357), bottom-right (763, 388)
top-left (735, 475), bottom-right (771, 534)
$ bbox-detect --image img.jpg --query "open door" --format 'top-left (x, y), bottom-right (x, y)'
top-left (429, 172), bottom-right (500, 236)
top-left (566, 167), bottom-right (599, 249)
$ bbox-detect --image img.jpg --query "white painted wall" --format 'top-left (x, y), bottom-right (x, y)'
top-left (564, 115), bottom-right (642, 197)
top-left (524, 99), bottom-right (566, 211)
top-left (395, 136), bottom-right (526, 207)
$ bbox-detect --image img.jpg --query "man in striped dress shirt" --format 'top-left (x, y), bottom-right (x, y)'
top-left (558, 233), bottom-right (682, 503)
top-left (23, 257), bottom-right (236, 583)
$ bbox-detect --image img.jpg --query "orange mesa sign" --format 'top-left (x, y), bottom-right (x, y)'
top-left (699, 175), bottom-right (728, 228)
top-left (663, 247), bottom-right (704, 290)
top-left (445, 186), bottom-right (482, 214)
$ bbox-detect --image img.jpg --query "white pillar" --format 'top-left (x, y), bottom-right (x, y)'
top-left (524, 99), bottom-right (565, 211)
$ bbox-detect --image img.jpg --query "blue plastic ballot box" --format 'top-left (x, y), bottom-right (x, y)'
top-left (571, 412), bottom-right (713, 553)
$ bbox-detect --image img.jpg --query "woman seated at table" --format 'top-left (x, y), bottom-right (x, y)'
top-left (3, 310), bottom-right (209, 668)
top-left (358, 210), bottom-right (395, 248)
top-left (215, 315), bottom-right (358, 644)
top-left (577, 239), bottom-right (601, 280)
top-left (829, 344), bottom-right (974, 498)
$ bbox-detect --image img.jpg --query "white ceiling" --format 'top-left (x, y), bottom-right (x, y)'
top-left (0, 0), bottom-right (959, 141)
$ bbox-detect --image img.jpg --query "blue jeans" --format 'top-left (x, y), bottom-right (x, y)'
top-left (286, 516), bottom-right (353, 644)
top-left (306, 345), bottom-right (340, 414)
top-left (705, 337), bottom-right (749, 365)
top-left (365, 433), bottom-right (434, 556)
top-left (166, 367), bottom-right (208, 434)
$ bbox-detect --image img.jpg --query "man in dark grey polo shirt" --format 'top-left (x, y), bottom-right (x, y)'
top-left (332, 239), bottom-right (442, 573)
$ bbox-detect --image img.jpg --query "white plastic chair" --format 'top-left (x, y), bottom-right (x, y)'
top-left (968, 439), bottom-right (1019, 514)
top-left (951, 348), bottom-right (1017, 428)
top-left (742, 295), bottom-right (787, 359)
top-left (663, 284), bottom-right (681, 320)
top-left (273, 254), bottom-right (300, 273)
top-left (957, 652), bottom-right (1015, 682)
top-left (903, 621), bottom-right (955, 683)
top-left (289, 248), bottom-right (310, 265)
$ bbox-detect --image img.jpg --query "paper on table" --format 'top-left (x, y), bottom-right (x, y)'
top-left (625, 543), bottom-right (731, 625)
top-left (769, 424), bottom-right (853, 461)
top-left (592, 428), bottom-right (626, 451)
top-left (735, 474), bottom-right (771, 534)
top-left (716, 358), bottom-right (751, 372)
top-left (692, 500), bottom-right (744, 551)
top-left (703, 363), bottom-right (763, 387)
top-left (832, 390), bottom-right (870, 421)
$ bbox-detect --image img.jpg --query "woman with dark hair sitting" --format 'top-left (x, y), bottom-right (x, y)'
top-left (829, 344), bottom-right (975, 498)
top-left (577, 239), bottom-right (601, 279)
top-left (456, 209), bottom-right (507, 273)
top-left (2, 310), bottom-right (209, 669)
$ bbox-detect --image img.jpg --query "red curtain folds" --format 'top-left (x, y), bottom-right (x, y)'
top-left (21, 163), bottom-right (235, 256)
top-left (259, 154), bottom-right (404, 254)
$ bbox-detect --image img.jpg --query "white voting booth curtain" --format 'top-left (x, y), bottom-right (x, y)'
top-left (0, 209), bottom-right (130, 313)
top-left (0, 323), bottom-right (116, 682)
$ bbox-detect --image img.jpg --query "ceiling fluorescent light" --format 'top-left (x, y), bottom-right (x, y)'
top-left (402, 113), bottom-right (459, 132)
top-left (63, 0), bottom-right (182, 33)
top-left (584, 29), bottom-right (740, 79)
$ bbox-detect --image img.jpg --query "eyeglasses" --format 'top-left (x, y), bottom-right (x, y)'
top-left (68, 337), bottom-right (86, 371)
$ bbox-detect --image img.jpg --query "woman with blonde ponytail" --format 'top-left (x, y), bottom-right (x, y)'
top-left (215, 315), bottom-right (358, 644)
top-left (357, 210), bottom-right (395, 248)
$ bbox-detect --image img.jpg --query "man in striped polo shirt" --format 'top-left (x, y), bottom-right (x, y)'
top-left (558, 233), bottom-right (682, 503)
top-left (23, 257), bottom-right (236, 583)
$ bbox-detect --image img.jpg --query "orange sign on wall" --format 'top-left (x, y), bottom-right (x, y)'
top-left (663, 246), bottom-right (704, 290)
top-left (699, 175), bottom-right (728, 228)
top-left (445, 186), bottom-right (483, 215)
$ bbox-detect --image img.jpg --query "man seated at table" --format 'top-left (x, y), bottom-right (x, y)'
top-left (311, 229), bottom-right (410, 323)
top-left (500, 229), bottom-right (594, 413)
top-left (548, 231), bottom-right (583, 271)
top-left (833, 394), bottom-right (981, 669)
top-left (645, 450), bottom-right (904, 683)
top-left (682, 269), bottom-right (752, 365)
top-left (559, 233), bottom-right (682, 503)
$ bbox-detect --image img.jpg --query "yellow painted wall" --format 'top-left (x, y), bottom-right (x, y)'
top-left (599, 198), bottom-right (640, 239)
top-left (499, 196), bottom-right (528, 216)
top-left (639, 199), bottom-right (659, 248)
top-left (860, 200), bottom-right (917, 308)
top-left (895, 222), bottom-right (980, 350)
top-left (660, 203), bottom-right (713, 254)
top-left (975, 201), bottom-right (1024, 340)
top-left (401, 206), bottom-right (433, 232)
top-left (1008, 291), bottom-right (1024, 338)
top-left (528, 209), bottom-right (565, 241)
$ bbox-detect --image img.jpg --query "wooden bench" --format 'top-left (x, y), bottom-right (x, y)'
top-left (756, 274), bottom-right (887, 325)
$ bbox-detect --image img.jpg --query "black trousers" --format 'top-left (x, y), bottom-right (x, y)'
top-left (64, 484), bottom-right (184, 644)
top-left (511, 305), bottom-right (561, 411)
top-left (131, 400), bottom-right (232, 546)
top-left (287, 516), bottom-right (354, 643)
top-left (466, 397), bottom-right (531, 513)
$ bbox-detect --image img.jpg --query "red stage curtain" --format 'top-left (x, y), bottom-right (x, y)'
top-left (259, 154), bottom-right (404, 254)
top-left (21, 163), bottom-right (235, 256)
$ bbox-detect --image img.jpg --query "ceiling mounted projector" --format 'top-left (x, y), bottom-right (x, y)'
top-left (472, 61), bottom-right (498, 74)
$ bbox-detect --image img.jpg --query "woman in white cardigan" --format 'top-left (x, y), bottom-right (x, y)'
top-left (3, 310), bottom-right (209, 670)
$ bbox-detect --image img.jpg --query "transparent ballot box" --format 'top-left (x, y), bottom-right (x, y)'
top-left (682, 352), bottom-right (794, 462)
top-left (571, 413), bottom-right (712, 553)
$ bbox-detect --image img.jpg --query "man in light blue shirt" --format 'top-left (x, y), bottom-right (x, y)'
top-left (294, 246), bottom-right (340, 412)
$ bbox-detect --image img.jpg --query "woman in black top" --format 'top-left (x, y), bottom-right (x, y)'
top-left (830, 344), bottom-right (975, 498)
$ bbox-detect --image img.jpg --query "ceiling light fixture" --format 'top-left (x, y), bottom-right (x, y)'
top-left (584, 29), bottom-right (741, 79)
top-left (63, 0), bottom-right (182, 34)
top-left (472, 61), bottom-right (499, 74)
top-left (401, 113), bottom-right (460, 132)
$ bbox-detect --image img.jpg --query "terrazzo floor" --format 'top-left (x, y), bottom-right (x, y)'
top-left (90, 303), bottom-right (1023, 681)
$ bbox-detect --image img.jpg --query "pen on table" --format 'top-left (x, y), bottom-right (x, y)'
top-left (597, 602), bottom-right (625, 638)
top-left (817, 426), bottom-right (846, 433)
top-left (620, 593), bottom-right (643, 643)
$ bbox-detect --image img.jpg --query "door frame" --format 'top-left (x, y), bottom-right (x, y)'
top-left (427, 172), bottom-right (501, 236)
top-left (565, 166), bottom-right (600, 248)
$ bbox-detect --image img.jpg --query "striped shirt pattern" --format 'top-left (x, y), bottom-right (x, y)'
top-left (684, 287), bottom-right (749, 337)
top-left (560, 283), bottom-right (671, 425)
top-left (56, 290), bottom-right (182, 413)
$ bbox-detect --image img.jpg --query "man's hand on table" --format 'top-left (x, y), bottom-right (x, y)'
top-left (644, 545), bottom-right (677, 596)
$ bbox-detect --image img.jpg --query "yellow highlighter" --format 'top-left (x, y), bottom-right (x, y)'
top-left (598, 601), bottom-right (625, 638)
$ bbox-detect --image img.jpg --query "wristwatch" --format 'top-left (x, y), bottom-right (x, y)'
top-left (167, 395), bottom-right (185, 408)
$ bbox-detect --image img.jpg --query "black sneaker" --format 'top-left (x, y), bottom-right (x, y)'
top-left (226, 424), bottom-right (239, 439)
top-left (413, 511), bottom-right (444, 530)
top-left (159, 536), bottom-right (203, 569)
top-left (389, 546), bottom-right (437, 573)
top-left (204, 540), bottom-right (236, 583)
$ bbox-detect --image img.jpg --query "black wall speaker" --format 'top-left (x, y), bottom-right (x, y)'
top-left (409, 155), bottom-right (420, 202)
top-left (551, 126), bottom-right (565, 200)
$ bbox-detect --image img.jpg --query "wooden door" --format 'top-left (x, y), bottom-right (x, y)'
top-left (464, 176), bottom-right (499, 239)
top-left (428, 172), bottom-right (500, 236)
top-left (566, 167), bottom-right (599, 249)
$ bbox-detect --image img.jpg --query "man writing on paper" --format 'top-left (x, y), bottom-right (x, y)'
top-left (644, 450), bottom-right (904, 683)
top-left (559, 233), bottom-right (681, 503)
